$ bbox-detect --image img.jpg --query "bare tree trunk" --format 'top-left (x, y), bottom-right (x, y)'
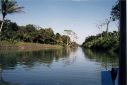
top-left (0, 21), bottom-right (4, 32)
top-left (106, 23), bottom-right (109, 37)
top-left (67, 37), bottom-right (68, 46)
top-left (118, 20), bottom-right (120, 32)
top-left (101, 34), bottom-right (102, 40)
top-left (106, 21), bottom-right (110, 37)
top-left (0, 18), bottom-right (4, 32)
top-left (106, 23), bottom-right (109, 33)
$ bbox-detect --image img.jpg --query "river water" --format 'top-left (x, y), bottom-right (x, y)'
top-left (0, 47), bottom-right (119, 85)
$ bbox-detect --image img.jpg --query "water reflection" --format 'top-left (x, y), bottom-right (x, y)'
top-left (0, 47), bottom-right (78, 85)
top-left (0, 47), bottom-right (78, 69)
top-left (82, 48), bottom-right (119, 70)
top-left (0, 47), bottom-right (119, 85)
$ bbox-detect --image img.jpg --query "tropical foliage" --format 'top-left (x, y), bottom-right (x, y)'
top-left (0, 20), bottom-right (74, 46)
top-left (82, 31), bottom-right (119, 53)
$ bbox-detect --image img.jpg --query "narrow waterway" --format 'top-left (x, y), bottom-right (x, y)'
top-left (0, 47), bottom-right (119, 85)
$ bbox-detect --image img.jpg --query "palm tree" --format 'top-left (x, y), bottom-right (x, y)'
top-left (0, 0), bottom-right (24, 32)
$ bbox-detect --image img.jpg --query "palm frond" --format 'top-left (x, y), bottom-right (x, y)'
top-left (7, 0), bottom-right (24, 13)
top-left (7, 6), bottom-right (24, 14)
top-left (1, 0), bottom-right (24, 14)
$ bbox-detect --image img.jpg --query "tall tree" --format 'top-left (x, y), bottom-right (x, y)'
top-left (111, 1), bottom-right (120, 31)
top-left (96, 24), bottom-right (104, 40)
top-left (64, 30), bottom-right (72, 45)
top-left (55, 33), bottom-right (63, 45)
top-left (104, 18), bottom-right (112, 33)
top-left (0, 0), bottom-right (24, 31)
top-left (111, 1), bottom-right (120, 21)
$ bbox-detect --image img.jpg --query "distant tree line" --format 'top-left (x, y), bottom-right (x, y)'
top-left (0, 20), bottom-right (74, 46)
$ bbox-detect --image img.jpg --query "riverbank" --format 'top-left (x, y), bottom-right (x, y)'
top-left (82, 31), bottom-right (119, 53)
top-left (0, 41), bottom-right (63, 52)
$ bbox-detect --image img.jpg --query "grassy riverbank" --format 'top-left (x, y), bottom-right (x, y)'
top-left (0, 41), bottom-right (63, 52)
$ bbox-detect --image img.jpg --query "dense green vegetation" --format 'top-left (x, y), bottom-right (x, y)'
top-left (82, 31), bottom-right (119, 53)
top-left (0, 20), bottom-right (76, 46)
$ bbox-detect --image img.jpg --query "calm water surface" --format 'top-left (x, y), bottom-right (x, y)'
top-left (0, 47), bottom-right (119, 85)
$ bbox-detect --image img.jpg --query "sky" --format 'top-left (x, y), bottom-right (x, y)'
top-left (2, 0), bottom-right (118, 44)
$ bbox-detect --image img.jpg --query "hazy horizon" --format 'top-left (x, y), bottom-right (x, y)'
top-left (2, 0), bottom-right (118, 44)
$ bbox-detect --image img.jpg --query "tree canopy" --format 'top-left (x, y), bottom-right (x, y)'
top-left (111, 1), bottom-right (120, 21)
